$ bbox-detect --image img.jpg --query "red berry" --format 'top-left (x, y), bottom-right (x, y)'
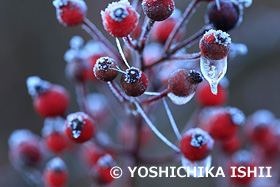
top-left (120, 67), bottom-right (148, 97)
top-left (53, 0), bottom-right (87, 26)
top-left (92, 155), bottom-right (116, 185)
top-left (27, 76), bottom-right (70, 118)
top-left (180, 128), bottom-right (214, 161)
top-left (229, 150), bottom-right (256, 185)
top-left (101, 0), bottom-right (139, 38)
top-left (196, 80), bottom-right (227, 106)
top-left (44, 158), bottom-right (68, 187)
top-left (168, 69), bottom-right (203, 97)
top-left (207, 107), bottom-right (245, 140)
top-left (93, 57), bottom-right (119, 82)
top-left (142, 0), bottom-right (175, 21)
top-left (206, 0), bottom-right (241, 31)
top-left (42, 117), bottom-right (69, 153)
top-left (65, 112), bottom-right (95, 143)
top-left (199, 29), bottom-right (231, 60)
top-left (9, 130), bottom-right (42, 167)
top-left (81, 142), bottom-right (113, 167)
top-left (222, 135), bottom-right (241, 154)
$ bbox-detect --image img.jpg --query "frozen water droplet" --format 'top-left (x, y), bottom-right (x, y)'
top-left (181, 155), bottom-right (212, 178)
top-left (167, 92), bottom-right (195, 105)
top-left (200, 56), bottom-right (227, 95)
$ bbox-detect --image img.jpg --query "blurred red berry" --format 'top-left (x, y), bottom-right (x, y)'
top-left (92, 155), bottom-right (116, 185)
top-left (222, 135), bottom-right (241, 154)
top-left (44, 158), bottom-right (68, 187)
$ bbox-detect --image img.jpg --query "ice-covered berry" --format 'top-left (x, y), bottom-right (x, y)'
top-left (180, 128), bottom-right (214, 161)
top-left (65, 112), bottom-right (95, 143)
top-left (168, 69), bottom-right (203, 97)
top-left (120, 67), bottom-right (148, 97)
top-left (142, 0), bottom-right (175, 21)
top-left (101, 0), bottom-right (139, 37)
top-left (93, 57), bottom-right (119, 82)
top-left (53, 0), bottom-right (87, 26)
top-left (27, 76), bottom-right (70, 118)
top-left (92, 155), bottom-right (116, 185)
top-left (199, 29), bottom-right (231, 60)
top-left (206, 0), bottom-right (241, 31)
top-left (44, 157), bottom-right (68, 187)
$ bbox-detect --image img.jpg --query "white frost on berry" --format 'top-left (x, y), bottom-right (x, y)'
top-left (97, 154), bottom-right (115, 168)
top-left (167, 92), bottom-right (195, 105)
top-left (181, 155), bottom-right (212, 178)
top-left (67, 113), bottom-right (86, 139)
top-left (70, 36), bottom-right (84, 50)
top-left (8, 129), bottom-right (37, 148)
top-left (251, 109), bottom-right (275, 126)
top-left (42, 117), bottom-right (65, 137)
top-left (47, 157), bottom-right (67, 171)
top-left (26, 76), bottom-right (51, 97)
top-left (170, 8), bottom-right (182, 19)
top-left (227, 107), bottom-right (246, 126)
top-left (80, 41), bottom-right (105, 59)
top-left (205, 29), bottom-right (231, 47)
top-left (124, 67), bottom-right (142, 83)
top-left (53, 0), bottom-right (67, 9)
top-left (232, 150), bottom-right (252, 164)
top-left (64, 49), bottom-right (80, 63)
top-left (184, 128), bottom-right (214, 149)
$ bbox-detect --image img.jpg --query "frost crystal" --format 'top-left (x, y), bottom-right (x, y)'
top-left (101, 0), bottom-right (134, 21)
top-left (124, 67), bottom-right (141, 83)
top-left (205, 29), bottom-right (231, 47)
top-left (227, 107), bottom-right (246, 126)
top-left (185, 128), bottom-right (214, 149)
top-left (42, 117), bottom-right (65, 136)
top-left (47, 157), bottom-right (67, 171)
top-left (97, 154), bottom-right (115, 168)
top-left (26, 76), bottom-right (51, 97)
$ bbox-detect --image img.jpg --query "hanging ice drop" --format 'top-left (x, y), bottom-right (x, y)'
top-left (199, 29), bottom-right (231, 95)
top-left (200, 55), bottom-right (227, 95)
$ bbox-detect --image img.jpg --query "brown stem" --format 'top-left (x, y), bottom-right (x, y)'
top-left (82, 18), bottom-right (123, 64)
top-left (169, 52), bottom-right (201, 60)
top-left (141, 88), bottom-right (170, 105)
top-left (164, 0), bottom-right (200, 53)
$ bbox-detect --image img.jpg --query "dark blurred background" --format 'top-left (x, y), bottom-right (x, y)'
top-left (0, 0), bottom-right (279, 186)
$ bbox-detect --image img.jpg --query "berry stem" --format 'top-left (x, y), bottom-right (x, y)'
top-left (116, 38), bottom-right (130, 68)
top-left (108, 81), bottom-right (130, 102)
top-left (141, 89), bottom-right (170, 104)
top-left (133, 101), bottom-right (181, 153)
top-left (169, 52), bottom-right (201, 60)
top-left (163, 0), bottom-right (200, 53)
top-left (82, 18), bottom-right (123, 64)
top-left (123, 36), bottom-right (138, 50)
top-left (75, 82), bottom-right (90, 115)
top-left (162, 98), bottom-right (182, 140)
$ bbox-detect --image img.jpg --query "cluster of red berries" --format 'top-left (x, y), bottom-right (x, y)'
top-left (9, 0), bottom-right (268, 186)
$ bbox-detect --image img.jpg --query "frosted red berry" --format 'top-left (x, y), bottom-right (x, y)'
top-left (168, 69), bottom-right (203, 97)
top-left (93, 57), bottom-right (119, 82)
top-left (44, 158), bottom-right (68, 187)
top-left (206, 0), bottom-right (241, 31)
top-left (180, 128), bottom-right (214, 161)
top-left (27, 76), bottom-right (70, 118)
top-left (120, 67), bottom-right (148, 97)
top-left (92, 155), bottom-right (116, 185)
top-left (101, 0), bottom-right (139, 38)
top-left (222, 135), bottom-right (241, 154)
top-left (142, 0), bottom-right (175, 21)
top-left (53, 0), bottom-right (87, 26)
top-left (196, 81), bottom-right (227, 106)
top-left (65, 112), bottom-right (95, 143)
top-left (207, 107), bottom-right (245, 140)
top-left (199, 29), bottom-right (231, 60)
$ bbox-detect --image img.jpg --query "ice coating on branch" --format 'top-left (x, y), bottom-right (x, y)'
top-left (200, 56), bottom-right (227, 95)
top-left (47, 157), bottom-right (67, 171)
top-left (70, 36), bottom-right (84, 49)
top-left (167, 92), bottom-right (195, 105)
top-left (227, 107), bottom-right (246, 126)
top-left (181, 155), bottom-right (212, 178)
top-left (42, 117), bottom-right (65, 136)
top-left (26, 76), bottom-right (51, 97)
top-left (8, 129), bottom-right (36, 148)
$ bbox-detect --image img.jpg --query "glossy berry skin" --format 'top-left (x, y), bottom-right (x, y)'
top-left (206, 0), bottom-right (240, 31)
top-left (53, 0), bottom-right (87, 26)
top-left (168, 69), bottom-right (203, 97)
top-left (207, 107), bottom-right (245, 140)
top-left (93, 57), bottom-right (118, 82)
top-left (121, 67), bottom-right (148, 97)
top-left (101, 0), bottom-right (139, 38)
top-left (180, 128), bottom-right (214, 161)
top-left (44, 158), bottom-right (68, 187)
top-left (34, 85), bottom-right (70, 118)
top-left (199, 29), bottom-right (231, 60)
top-left (150, 18), bottom-right (182, 43)
top-left (65, 112), bottom-right (95, 143)
top-left (142, 0), bottom-right (175, 21)
top-left (45, 132), bottom-right (69, 153)
top-left (196, 81), bottom-right (227, 106)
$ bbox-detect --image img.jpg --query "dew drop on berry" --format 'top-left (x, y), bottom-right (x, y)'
top-left (200, 55), bottom-right (227, 95)
top-left (181, 155), bottom-right (212, 178)
top-left (167, 92), bottom-right (195, 105)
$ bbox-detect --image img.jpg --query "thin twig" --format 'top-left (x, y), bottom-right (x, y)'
top-left (116, 38), bottom-right (130, 68)
top-left (141, 89), bottom-right (170, 104)
top-left (123, 36), bottom-right (138, 50)
top-left (108, 81), bottom-right (130, 102)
